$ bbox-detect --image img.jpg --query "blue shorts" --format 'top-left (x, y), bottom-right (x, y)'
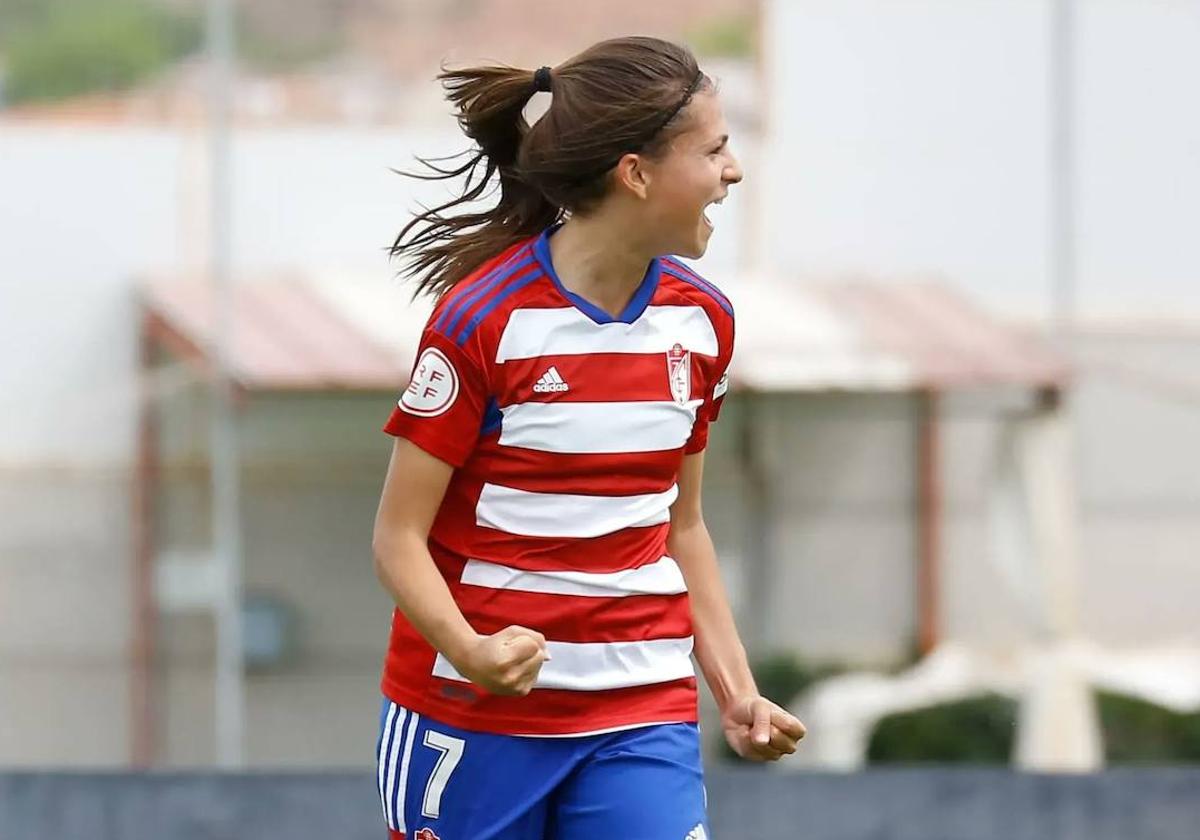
top-left (375, 697), bottom-right (710, 840)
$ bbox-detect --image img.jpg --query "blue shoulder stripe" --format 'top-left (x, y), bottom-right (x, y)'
top-left (455, 268), bottom-right (545, 346)
top-left (661, 261), bottom-right (734, 317)
top-left (434, 246), bottom-right (534, 336)
top-left (663, 259), bottom-right (733, 311)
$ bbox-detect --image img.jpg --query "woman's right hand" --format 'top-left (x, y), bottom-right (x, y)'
top-left (375, 440), bottom-right (550, 696)
top-left (453, 626), bottom-right (550, 696)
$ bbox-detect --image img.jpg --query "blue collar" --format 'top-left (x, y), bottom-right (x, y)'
top-left (533, 223), bottom-right (661, 325)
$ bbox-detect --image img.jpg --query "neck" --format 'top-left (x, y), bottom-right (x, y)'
top-left (548, 210), bottom-right (657, 319)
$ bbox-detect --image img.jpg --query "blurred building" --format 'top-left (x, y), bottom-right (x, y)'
top-left (2, 0), bottom-right (1199, 768)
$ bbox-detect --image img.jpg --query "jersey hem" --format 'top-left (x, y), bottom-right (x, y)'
top-left (380, 676), bottom-right (698, 737)
top-left (509, 720), bottom-right (695, 738)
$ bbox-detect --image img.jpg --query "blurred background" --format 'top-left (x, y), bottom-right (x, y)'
top-left (2, 0), bottom-right (1199, 837)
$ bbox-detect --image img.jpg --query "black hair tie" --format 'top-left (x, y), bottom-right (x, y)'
top-left (533, 66), bottom-right (553, 93)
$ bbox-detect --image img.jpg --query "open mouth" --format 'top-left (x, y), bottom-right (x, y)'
top-left (702, 195), bottom-right (725, 229)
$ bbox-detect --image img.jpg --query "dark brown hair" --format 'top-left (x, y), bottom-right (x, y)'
top-left (389, 36), bottom-right (711, 298)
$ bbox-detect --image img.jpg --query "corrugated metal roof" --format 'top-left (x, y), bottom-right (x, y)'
top-left (732, 279), bottom-right (1069, 391)
top-left (141, 274), bottom-right (425, 391)
top-left (141, 273), bottom-right (1068, 394)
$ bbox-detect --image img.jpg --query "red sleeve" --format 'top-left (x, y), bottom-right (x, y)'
top-left (383, 324), bottom-right (490, 468)
top-left (683, 311), bottom-right (734, 455)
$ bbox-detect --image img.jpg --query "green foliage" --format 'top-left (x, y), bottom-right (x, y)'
top-left (0, 0), bottom-right (201, 105)
top-left (1098, 691), bottom-right (1200, 763)
top-left (234, 13), bottom-right (340, 73)
top-left (685, 12), bottom-right (756, 59)
top-left (0, 0), bottom-right (53, 35)
top-left (867, 693), bottom-right (1018, 763)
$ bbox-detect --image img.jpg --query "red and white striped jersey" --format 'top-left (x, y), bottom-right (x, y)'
top-left (381, 224), bottom-right (734, 736)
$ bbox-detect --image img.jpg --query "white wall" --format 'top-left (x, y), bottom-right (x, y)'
top-left (0, 125), bottom-right (462, 465)
top-left (762, 0), bottom-right (1200, 320)
top-left (0, 128), bottom-right (181, 465)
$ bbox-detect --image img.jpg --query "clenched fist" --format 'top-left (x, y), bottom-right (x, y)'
top-left (453, 625), bottom-right (550, 696)
top-left (722, 695), bottom-right (806, 762)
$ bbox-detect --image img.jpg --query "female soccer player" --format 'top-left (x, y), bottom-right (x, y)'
top-left (372, 35), bottom-right (805, 840)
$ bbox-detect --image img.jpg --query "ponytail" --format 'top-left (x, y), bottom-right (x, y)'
top-left (389, 65), bottom-right (561, 299)
top-left (390, 37), bottom-right (709, 299)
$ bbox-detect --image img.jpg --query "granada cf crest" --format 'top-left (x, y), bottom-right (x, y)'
top-left (666, 342), bottom-right (691, 405)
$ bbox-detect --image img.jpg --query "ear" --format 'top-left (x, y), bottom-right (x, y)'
top-left (613, 152), bottom-right (651, 200)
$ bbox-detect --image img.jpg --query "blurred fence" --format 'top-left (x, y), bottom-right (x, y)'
top-left (2, 767), bottom-right (1198, 839)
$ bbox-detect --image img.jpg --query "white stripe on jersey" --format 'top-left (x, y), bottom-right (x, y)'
top-left (495, 305), bottom-right (719, 362)
top-left (475, 482), bottom-right (677, 538)
top-left (460, 555), bottom-right (687, 598)
top-left (498, 399), bottom-right (704, 454)
top-left (432, 636), bottom-right (695, 691)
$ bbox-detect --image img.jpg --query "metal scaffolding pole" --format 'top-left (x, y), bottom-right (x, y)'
top-left (207, 0), bottom-right (244, 768)
top-left (1049, 0), bottom-right (1077, 337)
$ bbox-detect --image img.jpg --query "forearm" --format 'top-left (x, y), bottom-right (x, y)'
top-left (373, 531), bottom-right (478, 666)
top-left (669, 518), bottom-right (757, 711)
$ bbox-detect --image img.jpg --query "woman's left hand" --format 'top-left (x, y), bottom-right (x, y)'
top-left (721, 695), bottom-right (807, 761)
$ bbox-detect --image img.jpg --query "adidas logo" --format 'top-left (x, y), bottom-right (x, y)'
top-left (685, 824), bottom-right (708, 840)
top-left (532, 366), bottom-right (570, 393)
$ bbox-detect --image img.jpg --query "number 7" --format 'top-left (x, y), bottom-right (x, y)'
top-left (421, 729), bottom-right (465, 819)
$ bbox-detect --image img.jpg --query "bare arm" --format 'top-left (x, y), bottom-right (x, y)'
top-left (668, 452), bottom-right (756, 708)
top-left (669, 451), bottom-right (806, 760)
top-left (372, 437), bottom-right (547, 695)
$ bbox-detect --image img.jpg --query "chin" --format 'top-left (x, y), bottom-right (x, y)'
top-left (689, 227), bottom-right (714, 258)
top-left (658, 219), bottom-right (712, 259)
top-left (672, 229), bottom-right (711, 259)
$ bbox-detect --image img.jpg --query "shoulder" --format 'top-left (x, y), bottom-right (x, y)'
top-left (425, 238), bottom-right (549, 356)
top-left (657, 257), bottom-right (735, 352)
top-left (658, 256), bottom-right (735, 322)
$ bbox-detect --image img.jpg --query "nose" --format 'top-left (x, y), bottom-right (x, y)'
top-left (724, 151), bottom-right (744, 185)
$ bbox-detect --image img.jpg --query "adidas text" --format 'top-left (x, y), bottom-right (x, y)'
top-left (533, 366), bottom-right (570, 393)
